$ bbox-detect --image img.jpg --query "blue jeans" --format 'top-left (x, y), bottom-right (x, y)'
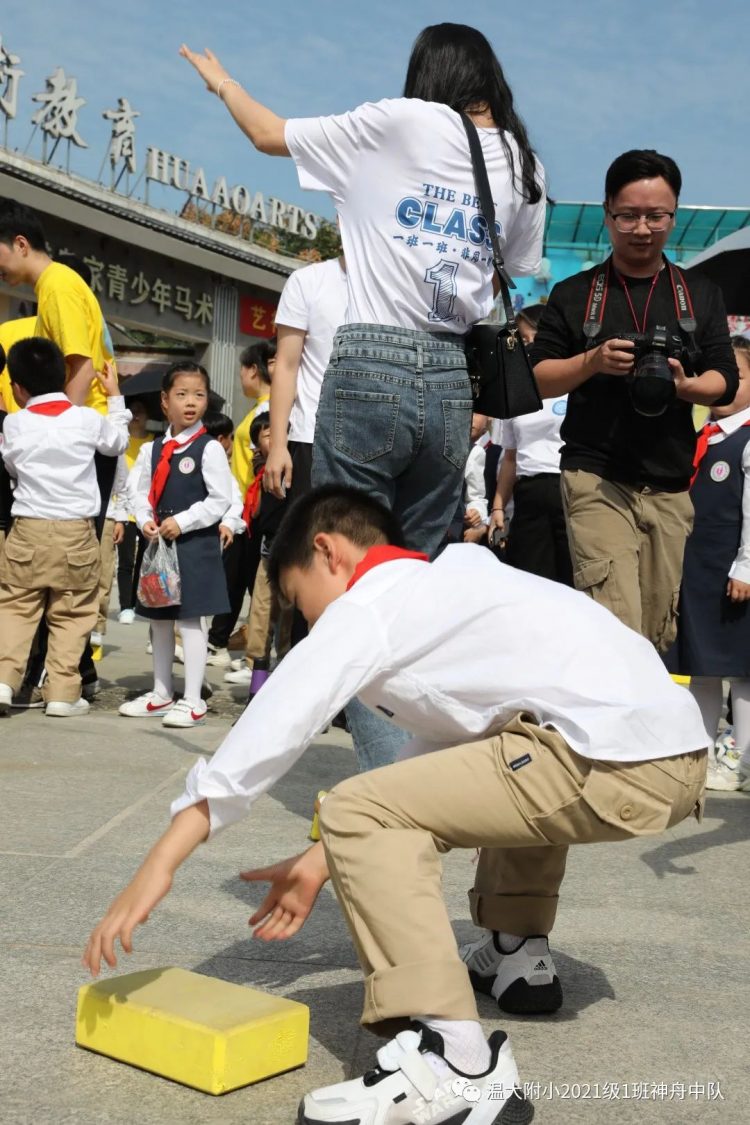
top-left (312, 323), bottom-right (473, 769)
top-left (312, 323), bottom-right (472, 558)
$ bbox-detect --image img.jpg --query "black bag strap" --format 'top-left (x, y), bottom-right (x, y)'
top-left (460, 114), bottom-right (517, 330)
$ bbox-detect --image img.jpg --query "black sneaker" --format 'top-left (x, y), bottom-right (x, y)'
top-left (460, 932), bottom-right (563, 1015)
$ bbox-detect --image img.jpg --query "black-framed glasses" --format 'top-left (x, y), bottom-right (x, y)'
top-left (606, 209), bottom-right (676, 233)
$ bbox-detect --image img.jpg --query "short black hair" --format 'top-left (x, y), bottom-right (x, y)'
top-left (250, 411), bottom-right (271, 447)
top-left (56, 252), bottom-right (92, 287)
top-left (203, 411), bottom-right (234, 439)
top-left (605, 150), bottom-right (682, 203)
top-left (7, 337), bottom-right (66, 396)
top-left (0, 198), bottom-right (48, 251)
top-left (267, 485), bottom-right (405, 592)
top-left (239, 339), bottom-right (275, 385)
top-left (162, 361), bottom-right (210, 393)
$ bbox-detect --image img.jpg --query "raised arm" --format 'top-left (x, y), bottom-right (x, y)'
top-left (179, 46), bottom-right (289, 155)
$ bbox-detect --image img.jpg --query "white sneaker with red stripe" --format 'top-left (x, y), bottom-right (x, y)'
top-left (162, 699), bottom-right (207, 728)
top-left (119, 692), bottom-right (174, 718)
top-left (298, 1023), bottom-right (533, 1125)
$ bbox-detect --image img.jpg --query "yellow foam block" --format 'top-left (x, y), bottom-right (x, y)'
top-left (76, 967), bottom-right (309, 1094)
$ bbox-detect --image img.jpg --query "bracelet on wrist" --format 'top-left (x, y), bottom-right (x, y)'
top-left (491, 507), bottom-right (504, 513)
top-left (216, 77), bottom-right (242, 101)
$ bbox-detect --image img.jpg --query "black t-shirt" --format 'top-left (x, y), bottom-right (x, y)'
top-left (530, 263), bottom-right (738, 491)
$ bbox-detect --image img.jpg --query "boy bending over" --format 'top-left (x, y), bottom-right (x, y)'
top-left (84, 486), bottom-right (708, 1125)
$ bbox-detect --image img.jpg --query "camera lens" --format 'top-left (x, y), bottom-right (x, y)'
top-left (630, 352), bottom-right (675, 417)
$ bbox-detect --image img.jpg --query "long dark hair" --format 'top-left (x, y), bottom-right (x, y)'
top-left (403, 23), bottom-right (542, 204)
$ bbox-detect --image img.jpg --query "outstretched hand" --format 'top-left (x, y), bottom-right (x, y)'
top-left (83, 859), bottom-right (173, 976)
top-left (179, 45), bottom-right (231, 94)
top-left (241, 843), bottom-right (330, 941)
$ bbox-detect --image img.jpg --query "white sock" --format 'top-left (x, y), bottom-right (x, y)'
top-left (151, 620), bottom-right (174, 700)
top-left (496, 931), bottom-right (524, 953)
top-left (729, 679), bottom-right (750, 767)
top-left (181, 617), bottom-right (208, 708)
top-left (416, 1018), bottom-right (491, 1074)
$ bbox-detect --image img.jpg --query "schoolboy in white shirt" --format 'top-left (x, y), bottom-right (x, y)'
top-left (84, 485), bottom-right (708, 1125)
top-left (0, 338), bottom-right (129, 717)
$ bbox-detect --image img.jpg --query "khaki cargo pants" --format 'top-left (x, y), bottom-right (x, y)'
top-left (319, 714), bottom-right (706, 1029)
top-left (0, 517), bottom-right (100, 702)
top-left (560, 469), bottom-right (694, 652)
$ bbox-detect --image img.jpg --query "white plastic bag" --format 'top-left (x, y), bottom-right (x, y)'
top-left (137, 536), bottom-right (182, 608)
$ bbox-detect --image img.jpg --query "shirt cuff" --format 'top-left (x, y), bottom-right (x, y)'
top-left (106, 396), bottom-right (127, 412)
top-left (169, 758), bottom-right (242, 839)
top-left (729, 557), bottom-right (750, 584)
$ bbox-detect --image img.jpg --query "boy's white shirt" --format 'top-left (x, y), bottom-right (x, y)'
top-left (130, 421), bottom-right (235, 533)
top-left (464, 434), bottom-right (490, 524)
top-left (171, 546), bottom-right (709, 838)
top-left (106, 454), bottom-right (130, 522)
top-left (707, 403), bottom-right (750, 583)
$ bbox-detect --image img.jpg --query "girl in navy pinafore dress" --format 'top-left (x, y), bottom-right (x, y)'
top-left (120, 362), bottom-right (233, 728)
top-left (669, 337), bottom-right (750, 793)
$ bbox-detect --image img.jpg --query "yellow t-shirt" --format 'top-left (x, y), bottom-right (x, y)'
top-left (0, 316), bottom-right (37, 413)
top-left (231, 392), bottom-right (270, 494)
top-left (125, 433), bottom-right (154, 473)
top-left (34, 262), bottom-right (114, 414)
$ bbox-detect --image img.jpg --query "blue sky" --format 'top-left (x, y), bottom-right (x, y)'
top-left (2, 1), bottom-right (748, 222)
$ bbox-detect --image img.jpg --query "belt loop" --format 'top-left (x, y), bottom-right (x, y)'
top-left (416, 340), bottom-right (424, 374)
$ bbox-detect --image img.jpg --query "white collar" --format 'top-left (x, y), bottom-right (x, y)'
top-left (164, 420), bottom-right (204, 444)
top-left (713, 404), bottom-right (750, 435)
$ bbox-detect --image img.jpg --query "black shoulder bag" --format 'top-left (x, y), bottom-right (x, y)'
top-left (461, 114), bottom-right (542, 420)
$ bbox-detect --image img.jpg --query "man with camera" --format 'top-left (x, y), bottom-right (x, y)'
top-left (532, 150), bottom-right (738, 650)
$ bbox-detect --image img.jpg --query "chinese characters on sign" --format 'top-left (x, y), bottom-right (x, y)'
top-left (32, 66), bottom-right (88, 162)
top-left (238, 295), bottom-right (277, 339)
top-left (0, 33), bottom-right (23, 123)
top-left (0, 32), bottom-right (322, 241)
top-left (103, 97), bottom-right (139, 177)
top-left (77, 252), bottom-right (214, 326)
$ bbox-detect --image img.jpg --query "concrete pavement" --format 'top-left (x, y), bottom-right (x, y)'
top-left (1, 612), bottom-right (749, 1124)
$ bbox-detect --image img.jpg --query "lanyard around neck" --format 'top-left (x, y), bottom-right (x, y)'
top-left (613, 267), bottom-right (661, 335)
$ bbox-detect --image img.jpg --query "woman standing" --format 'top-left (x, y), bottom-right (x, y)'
top-left (181, 23), bottom-right (546, 557)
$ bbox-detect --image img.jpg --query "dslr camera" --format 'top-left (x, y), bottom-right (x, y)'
top-left (617, 326), bottom-right (693, 418)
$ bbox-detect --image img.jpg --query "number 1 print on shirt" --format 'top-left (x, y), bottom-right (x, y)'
top-left (425, 258), bottom-right (459, 322)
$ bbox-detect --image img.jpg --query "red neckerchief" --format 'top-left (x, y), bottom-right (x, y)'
top-left (27, 400), bottom-right (73, 416)
top-left (242, 465), bottom-right (265, 531)
top-left (148, 426), bottom-right (207, 514)
top-left (691, 419), bottom-right (750, 488)
top-left (346, 545), bottom-right (429, 591)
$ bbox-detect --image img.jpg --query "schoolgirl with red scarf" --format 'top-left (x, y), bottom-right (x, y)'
top-left (122, 363), bottom-right (234, 729)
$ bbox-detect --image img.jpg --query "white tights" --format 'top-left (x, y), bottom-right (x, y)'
top-left (689, 676), bottom-right (750, 767)
top-left (151, 618), bottom-right (207, 708)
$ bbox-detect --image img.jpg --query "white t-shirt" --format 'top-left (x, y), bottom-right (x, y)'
top-left (285, 98), bottom-right (545, 335)
top-left (275, 257), bottom-right (348, 442)
top-left (500, 396), bottom-right (568, 477)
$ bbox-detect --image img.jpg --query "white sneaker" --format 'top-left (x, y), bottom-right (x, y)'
top-left (45, 698), bottom-right (90, 718)
top-left (705, 759), bottom-right (746, 792)
top-left (145, 639), bottom-right (153, 655)
top-left (162, 699), bottom-right (207, 728)
top-left (223, 666), bottom-right (252, 685)
top-left (119, 692), bottom-right (174, 718)
top-left (460, 931), bottom-right (562, 1014)
top-left (118, 608), bottom-right (136, 625)
top-left (173, 644), bottom-right (184, 664)
top-left (298, 1022), bottom-right (532, 1125)
top-left (228, 657), bottom-right (246, 672)
top-left (205, 645), bottom-right (231, 667)
top-left (90, 631), bottom-right (104, 648)
top-left (0, 682), bottom-right (12, 716)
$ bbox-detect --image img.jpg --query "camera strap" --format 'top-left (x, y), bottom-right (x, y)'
top-left (583, 255), bottom-right (701, 366)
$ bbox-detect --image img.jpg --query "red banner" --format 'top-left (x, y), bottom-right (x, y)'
top-left (239, 295), bottom-right (277, 338)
